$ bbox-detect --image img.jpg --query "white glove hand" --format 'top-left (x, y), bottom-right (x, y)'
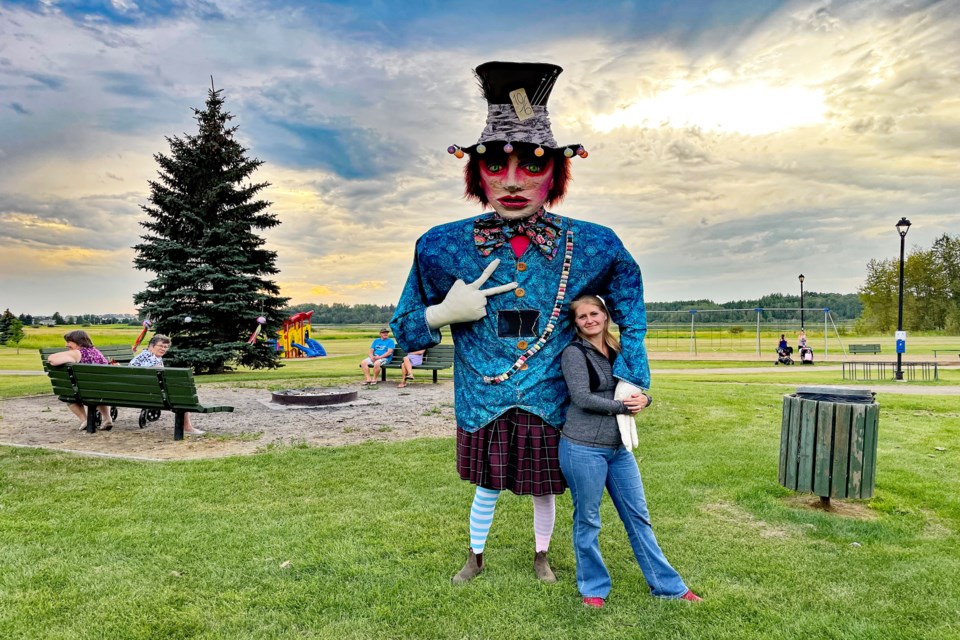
top-left (425, 258), bottom-right (518, 329)
top-left (615, 380), bottom-right (644, 451)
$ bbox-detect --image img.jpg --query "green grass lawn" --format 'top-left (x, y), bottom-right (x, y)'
top-left (1, 380), bottom-right (958, 639)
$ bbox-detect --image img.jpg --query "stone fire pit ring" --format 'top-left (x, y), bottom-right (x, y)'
top-left (271, 387), bottom-right (359, 406)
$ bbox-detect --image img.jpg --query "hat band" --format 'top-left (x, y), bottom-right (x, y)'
top-left (476, 104), bottom-right (558, 147)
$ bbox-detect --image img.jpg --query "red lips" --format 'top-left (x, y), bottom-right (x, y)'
top-left (498, 196), bottom-right (530, 209)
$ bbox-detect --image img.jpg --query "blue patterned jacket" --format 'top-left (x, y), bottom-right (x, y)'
top-left (391, 211), bottom-right (649, 433)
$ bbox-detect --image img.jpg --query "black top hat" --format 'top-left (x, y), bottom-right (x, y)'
top-left (448, 61), bottom-right (587, 160)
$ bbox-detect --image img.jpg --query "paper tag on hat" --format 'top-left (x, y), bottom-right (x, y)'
top-left (509, 88), bottom-right (534, 121)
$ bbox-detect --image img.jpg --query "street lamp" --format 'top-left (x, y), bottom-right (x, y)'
top-left (798, 274), bottom-right (805, 330)
top-left (895, 217), bottom-right (911, 380)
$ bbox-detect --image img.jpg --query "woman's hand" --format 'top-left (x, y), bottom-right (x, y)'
top-left (622, 393), bottom-right (649, 415)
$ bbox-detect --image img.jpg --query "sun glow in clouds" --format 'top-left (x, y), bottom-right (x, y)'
top-left (592, 80), bottom-right (827, 136)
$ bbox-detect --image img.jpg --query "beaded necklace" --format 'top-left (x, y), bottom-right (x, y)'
top-left (483, 229), bottom-right (574, 385)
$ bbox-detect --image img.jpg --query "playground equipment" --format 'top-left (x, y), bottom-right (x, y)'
top-left (277, 311), bottom-right (326, 358)
top-left (292, 338), bottom-right (326, 357)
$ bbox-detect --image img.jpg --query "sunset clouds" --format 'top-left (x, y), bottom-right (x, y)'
top-left (1, 0), bottom-right (958, 314)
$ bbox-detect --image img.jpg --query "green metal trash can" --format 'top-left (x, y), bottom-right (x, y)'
top-left (778, 386), bottom-right (879, 499)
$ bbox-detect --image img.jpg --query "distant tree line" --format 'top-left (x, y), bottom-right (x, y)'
top-left (8, 312), bottom-right (135, 326)
top-left (285, 303), bottom-right (398, 325)
top-left (646, 292), bottom-right (862, 322)
top-left (858, 233), bottom-right (960, 333)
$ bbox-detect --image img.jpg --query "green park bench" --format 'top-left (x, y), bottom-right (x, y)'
top-left (848, 344), bottom-right (881, 355)
top-left (932, 349), bottom-right (960, 358)
top-left (42, 351), bottom-right (233, 440)
top-left (379, 344), bottom-right (455, 383)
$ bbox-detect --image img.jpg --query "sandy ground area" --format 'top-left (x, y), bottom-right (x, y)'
top-left (0, 380), bottom-right (457, 461)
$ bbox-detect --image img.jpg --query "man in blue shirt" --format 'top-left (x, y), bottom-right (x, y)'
top-left (360, 328), bottom-right (395, 386)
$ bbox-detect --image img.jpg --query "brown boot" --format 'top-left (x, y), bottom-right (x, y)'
top-left (451, 549), bottom-right (483, 584)
top-left (534, 551), bottom-right (557, 583)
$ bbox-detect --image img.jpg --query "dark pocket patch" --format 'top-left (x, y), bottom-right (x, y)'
top-left (497, 310), bottom-right (540, 337)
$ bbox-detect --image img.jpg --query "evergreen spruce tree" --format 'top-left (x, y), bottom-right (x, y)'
top-left (133, 86), bottom-right (288, 374)
top-left (0, 308), bottom-right (13, 344)
top-left (5, 318), bottom-right (25, 353)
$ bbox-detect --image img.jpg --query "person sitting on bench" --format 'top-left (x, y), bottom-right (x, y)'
top-left (398, 349), bottom-right (426, 388)
top-left (48, 330), bottom-right (114, 431)
top-left (130, 334), bottom-right (204, 435)
top-left (360, 328), bottom-right (395, 385)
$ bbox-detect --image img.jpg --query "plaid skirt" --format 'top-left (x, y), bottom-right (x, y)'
top-left (456, 408), bottom-right (566, 496)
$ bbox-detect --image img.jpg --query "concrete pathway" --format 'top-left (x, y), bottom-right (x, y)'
top-left (654, 365), bottom-right (843, 374)
top-left (652, 366), bottom-right (960, 395)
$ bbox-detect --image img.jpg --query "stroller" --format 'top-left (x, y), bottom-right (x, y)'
top-left (799, 345), bottom-right (814, 365)
top-left (776, 346), bottom-right (794, 365)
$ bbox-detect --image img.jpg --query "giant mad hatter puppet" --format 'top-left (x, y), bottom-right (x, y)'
top-left (391, 61), bottom-right (650, 583)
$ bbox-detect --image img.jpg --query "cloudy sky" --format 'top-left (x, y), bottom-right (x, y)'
top-left (2, 0), bottom-right (958, 315)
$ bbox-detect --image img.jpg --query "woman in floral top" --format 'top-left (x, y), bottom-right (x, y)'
top-left (48, 330), bottom-right (114, 430)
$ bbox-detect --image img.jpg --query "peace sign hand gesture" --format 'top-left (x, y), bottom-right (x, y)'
top-left (425, 259), bottom-right (519, 329)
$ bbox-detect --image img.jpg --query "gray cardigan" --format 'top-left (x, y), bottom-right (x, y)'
top-left (560, 339), bottom-right (630, 449)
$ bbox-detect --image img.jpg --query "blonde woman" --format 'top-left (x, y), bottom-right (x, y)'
top-left (559, 294), bottom-right (701, 608)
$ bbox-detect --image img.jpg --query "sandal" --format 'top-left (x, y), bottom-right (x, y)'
top-left (397, 382), bottom-right (408, 388)
top-left (100, 422), bottom-right (114, 431)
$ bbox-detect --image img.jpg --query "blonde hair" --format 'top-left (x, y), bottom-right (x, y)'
top-left (569, 295), bottom-right (620, 354)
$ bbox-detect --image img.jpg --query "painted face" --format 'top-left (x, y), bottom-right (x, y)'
top-left (479, 151), bottom-right (554, 220)
top-left (574, 303), bottom-right (607, 338)
top-left (148, 342), bottom-right (171, 356)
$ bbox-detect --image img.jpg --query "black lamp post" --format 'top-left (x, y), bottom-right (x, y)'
top-left (895, 217), bottom-right (911, 380)
top-left (798, 274), bottom-right (805, 330)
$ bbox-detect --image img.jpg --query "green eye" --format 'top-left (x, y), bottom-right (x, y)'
top-left (485, 162), bottom-right (504, 172)
top-left (524, 163), bottom-right (544, 173)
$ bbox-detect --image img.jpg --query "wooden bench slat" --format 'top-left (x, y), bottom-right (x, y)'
top-left (73, 390), bottom-right (169, 404)
top-left (79, 398), bottom-right (169, 410)
top-left (73, 366), bottom-right (164, 377)
top-left (72, 375), bottom-right (166, 388)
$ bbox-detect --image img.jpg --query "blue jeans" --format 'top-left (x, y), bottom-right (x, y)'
top-left (559, 438), bottom-right (688, 600)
